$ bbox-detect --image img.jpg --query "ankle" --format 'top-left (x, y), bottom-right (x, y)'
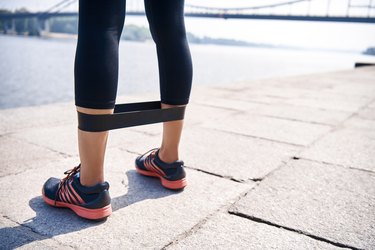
top-left (158, 148), bottom-right (179, 164)
top-left (80, 177), bottom-right (104, 187)
top-left (79, 167), bottom-right (104, 187)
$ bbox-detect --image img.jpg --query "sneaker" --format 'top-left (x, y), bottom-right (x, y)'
top-left (42, 164), bottom-right (112, 220)
top-left (135, 148), bottom-right (187, 190)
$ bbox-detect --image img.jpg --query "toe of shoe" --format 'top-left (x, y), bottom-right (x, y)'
top-left (42, 177), bottom-right (60, 200)
top-left (135, 155), bottom-right (147, 171)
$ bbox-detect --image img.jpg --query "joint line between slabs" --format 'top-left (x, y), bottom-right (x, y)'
top-left (207, 127), bottom-right (305, 147)
top-left (301, 98), bottom-right (375, 151)
top-left (184, 165), bottom-right (248, 183)
top-left (227, 212), bottom-right (361, 250)
top-left (162, 189), bottom-right (252, 250)
top-left (296, 157), bottom-right (375, 175)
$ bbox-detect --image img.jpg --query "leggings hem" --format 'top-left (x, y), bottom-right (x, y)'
top-left (161, 99), bottom-right (189, 106)
top-left (75, 100), bottom-right (116, 109)
top-left (75, 98), bottom-right (190, 110)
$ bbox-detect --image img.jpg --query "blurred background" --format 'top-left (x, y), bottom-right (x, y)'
top-left (1, 0), bottom-right (374, 109)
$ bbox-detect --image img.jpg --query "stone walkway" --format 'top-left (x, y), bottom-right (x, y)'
top-left (1, 66), bottom-right (374, 249)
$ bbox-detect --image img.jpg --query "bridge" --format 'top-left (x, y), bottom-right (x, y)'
top-left (1, 0), bottom-right (374, 35)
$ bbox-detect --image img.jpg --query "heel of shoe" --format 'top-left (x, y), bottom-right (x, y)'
top-left (42, 192), bottom-right (112, 220)
top-left (161, 177), bottom-right (187, 190)
top-left (72, 204), bottom-right (112, 220)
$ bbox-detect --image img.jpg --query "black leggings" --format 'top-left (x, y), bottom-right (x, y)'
top-left (74, 0), bottom-right (193, 109)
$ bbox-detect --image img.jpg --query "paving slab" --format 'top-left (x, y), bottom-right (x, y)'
top-left (229, 159), bottom-right (375, 249)
top-left (101, 97), bottom-right (240, 137)
top-left (112, 125), bottom-right (299, 182)
top-left (124, 101), bottom-right (240, 137)
top-left (178, 126), bottom-right (299, 181)
top-left (182, 102), bottom-right (240, 127)
top-left (262, 71), bottom-right (345, 91)
top-left (0, 135), bottom-right (65, 177)
top-left (343, 116), bottom-right (375, 131)
top-left (324, 82), bottom-right (375, 99)
top-left (198, 70), bottom-right (363, 127)
top-left (356, 107), bottom-right (375, 121)
top-left (201, 111), bottom-right (332, 146)
top-left (169, 212), bottom-right (345, 250)
top-left (222, 91), bottom-right (288, 105)
top-left (0, 92), bottom-right (161, 137)
top-left (108, 128), bottom-right (160, 151)
top-left (265, 67), bottom-right (375, 94)
top-left (10, 123), bottom-right (79, 157)
top-left (0, 216), bottom-right (70, 249)
top-left (301, 128), bottom-right (375, 172)
top-left (329, 66), bottom-right (375, 90)
top-left (193, 96), bottom-right (264, 111)
top-left (5, 108), bottom-right (244, 177)
top-left (227, 85), bottom-right (314, 99)
top-left (282, 92), bottom-right (371, 113)
top-left (253, 68), bottom-right (375, 111)
top-left (0, 148), bottom-right (252, 249)
top-left (215, 73), bottom-right (336, 93)
top-left (0, 65), bottom-right (374, 249)
top-left (108, 103), bottom-right (240, 154)
top-left (10, 121), bottom-right (160, 158)
top-left (245, 103), bottom-right (350, 126)
top-left (0, 102), bottom-right (74, 135)
top-left (195, 83), bottom-right (292, 105)
top-left (190, 85), bottom-right (250, 100)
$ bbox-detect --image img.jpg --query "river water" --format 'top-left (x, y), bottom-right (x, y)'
top-left (0, 34), bottom-right (374, 109)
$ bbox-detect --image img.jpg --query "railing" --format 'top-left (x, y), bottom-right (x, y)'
top-left (0, 0), bottom-right (374, 23)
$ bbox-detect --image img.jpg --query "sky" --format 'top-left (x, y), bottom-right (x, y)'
top-left (1, 0), bottom-right (375, 51)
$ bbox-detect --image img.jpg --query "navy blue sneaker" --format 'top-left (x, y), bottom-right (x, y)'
top-left (42, 164), bottom-right (112, 220)
top-left (135, 148), bottom-right (187, 190)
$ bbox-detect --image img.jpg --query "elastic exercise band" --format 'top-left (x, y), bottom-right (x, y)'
top-left (77, 101), bottom-right (186, 132)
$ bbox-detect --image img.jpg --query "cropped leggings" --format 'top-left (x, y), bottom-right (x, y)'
top-left (74, 0), bottom-right (193, 109)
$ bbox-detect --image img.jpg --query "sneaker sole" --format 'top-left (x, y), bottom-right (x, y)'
top-left (135, 165), bottom-right (187, 190)
top-left (42, 189), bottom-right (112, 220)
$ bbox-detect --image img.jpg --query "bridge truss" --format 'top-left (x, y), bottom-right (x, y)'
top-left (0, 0), bottom-right (374, 23)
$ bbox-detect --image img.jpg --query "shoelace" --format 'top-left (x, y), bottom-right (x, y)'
top-left (54, 164), bottom-right (81, 205)
top-left (142, 147), bottom-right (182, 167)
top-left (147, 148), bottom-right (160, 163)
top-left (141, 147), bottom-right (159, 158)
top-left (142, 147), bottom-right (169, 177)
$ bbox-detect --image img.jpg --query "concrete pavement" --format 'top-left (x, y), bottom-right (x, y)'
top-left (1, 66), bottom-right (375, 249)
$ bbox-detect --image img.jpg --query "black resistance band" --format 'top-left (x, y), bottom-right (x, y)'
top-left (77, 101), bottom-right (186, 132)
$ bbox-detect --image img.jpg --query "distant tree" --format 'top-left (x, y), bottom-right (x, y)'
top-left (363, 47), bottom-right (375, 56)
top-left (186, 32), bottom-right (202, 43)
top-left (14, 7), bottom-right (29, 34)
top-left (0, 9), bottom-right (13, 32)
top-left (0, 8), bottom-right (12, 13)
top-left (121, 24), bottom-right (151, 41)
top-left (27, 18), bottom-right (40, 36)
top-left (50, 17), bottom-right (78, 34)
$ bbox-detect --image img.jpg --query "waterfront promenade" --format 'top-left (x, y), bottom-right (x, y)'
top-left (1, 66), bottom-right (374, 249)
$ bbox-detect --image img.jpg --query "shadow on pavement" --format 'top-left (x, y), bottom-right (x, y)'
top-left (112, 170), bottom-right (183, 211)
top-left (0, 169), bottom-right (180, 249)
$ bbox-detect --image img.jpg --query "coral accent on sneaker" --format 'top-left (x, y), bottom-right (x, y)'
top-left (42, 189), bottom-right (112, 220)
top-left (144, 153), bottom-right (165, 176)
top-left (135, 166), bottom-right (187, 190)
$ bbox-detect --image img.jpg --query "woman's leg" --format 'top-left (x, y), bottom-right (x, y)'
top-left (144, 0), bottom-right (193, 163)
top-left (74, 0), bottom-right (126, 186)
top-left (159, 104), bottom-right (185, 163)
top-left (76, 107), bottom-right (113, 186)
